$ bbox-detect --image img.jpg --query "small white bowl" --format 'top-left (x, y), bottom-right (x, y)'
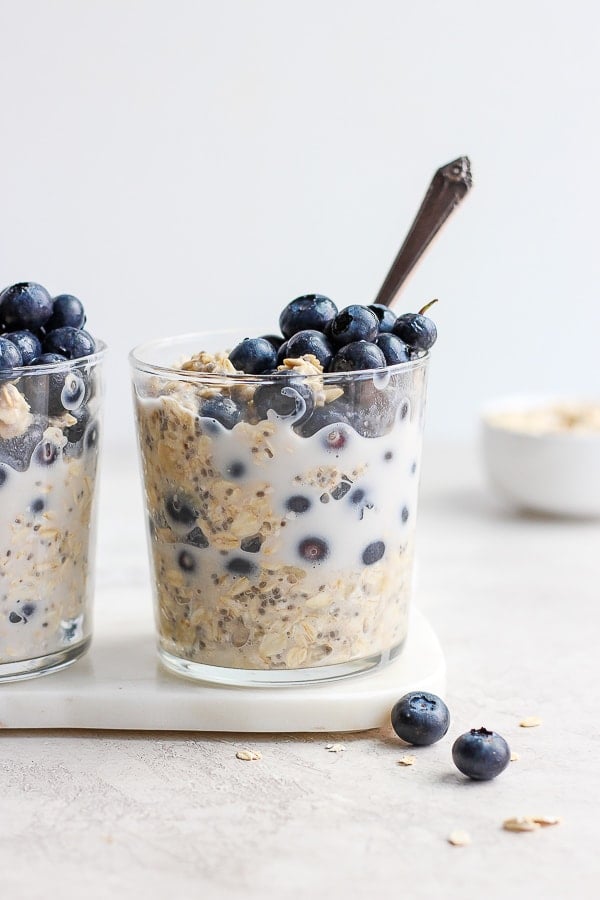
top-left (481, 394), bottom-right (600, 518)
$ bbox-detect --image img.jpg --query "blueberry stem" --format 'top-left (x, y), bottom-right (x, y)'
top-left (373, 157), bottom-right (472, 309)
top-left (418, 298), bottom-right (439, 316)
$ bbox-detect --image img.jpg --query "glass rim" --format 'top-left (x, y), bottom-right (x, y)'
top-left (129, 330), bottom-right (429, 383)
top-left (3, 339), bottom-right (108, 377)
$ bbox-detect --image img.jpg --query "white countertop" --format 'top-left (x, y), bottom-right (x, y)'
top-left (0, 442), bottom-right (598, 899)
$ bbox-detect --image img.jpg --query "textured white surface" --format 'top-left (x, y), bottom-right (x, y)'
top-left (0, 443), bottom-right (598, 899)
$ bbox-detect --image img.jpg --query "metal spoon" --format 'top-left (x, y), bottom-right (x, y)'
top-left (373, 156), bottom-right (472, 308)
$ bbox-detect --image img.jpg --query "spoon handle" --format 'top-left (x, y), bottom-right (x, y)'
top-left (374, 156), bottom-right (472, 308)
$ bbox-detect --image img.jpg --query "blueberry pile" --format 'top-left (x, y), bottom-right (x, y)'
top-left (391, 691), bottom-right (511, 781)
top-left (0, 282), bottom-right (96, 374)
top-left (228, 293), bottom-right (438, 376)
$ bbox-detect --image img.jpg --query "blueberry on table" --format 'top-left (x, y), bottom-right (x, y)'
top-left (199, 396), bottom-right (242, 430)
top-left (43, 327), bottom-right (96, 360)
top-left (253, 379), bottom-right (314, 425)
top-left (4, 331), bottom-right (41, 366)
top-left (375, 333), bottom-right (411, 366)
top-left (0, 336), bottom-right (23, 373)
top-left (368, 303), bottom-right (397, 334)
top-left (452, 728), bottom-right (511, 781)
top-left (46, 294), bottom-right (86, 330)
top-left (229, 337), bottom-right (277, 374)
top-left (279, 294), bottom-right (338, 338)
top-left (391, 691), bottom-right (450, 746)
top-left (329, 305), bottom-right (379, 346)
top-left (329, 341), bottom-right (386, 372)
top-left (285, 329), bottom-right (334, 369)
top-left (0, 282), bottom-right (53, 331)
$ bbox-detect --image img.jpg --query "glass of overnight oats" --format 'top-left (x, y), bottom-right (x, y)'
top-left (131, 295), bottom-right (436, 685)
top-left (0, 282), bottom-right (105, 681)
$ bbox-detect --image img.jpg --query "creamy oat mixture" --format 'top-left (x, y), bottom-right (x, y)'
top-left (486, 402), bottom-right (600, 435)
top-left (134, 352), bottom-right (425, 672)
top-left (0, 374), bottom-right (101, 665)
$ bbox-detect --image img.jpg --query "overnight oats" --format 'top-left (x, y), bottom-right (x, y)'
top-left (131, 295), bottom-right (436, 684)
top-left (0, 282), bottom-right (105, 681)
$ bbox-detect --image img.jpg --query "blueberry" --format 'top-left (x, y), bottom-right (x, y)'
top-left (165, 493), bottom-right (197, 527)
top-left (375, 333), bottom-right (411, 366)
top-left (23, 353), bottom-right (69, 416)
top-left (286, 495), bottom-right (311, 513)
top-left (46, 294), bottom-right (86, 330)
top-left (0, 420), bottom-right (45, 471)
top-left (84, 421), bottom-right (100, 450)
top-left (0, 282), bottom-right (53, 331)
top-left (279, 294), bottom-right (338, 338)
top-left (34, 439), bottom-right (60, 466)
top-left (60, 370), bottom-right (86, 410)
top-left (64, 405), bottom-right (89, 443)
top-left (329, 305), bottom-right (378, 346)
top-left (21, 602), bottom-right (36, 619)
top-left (185, 526), bottom-right (209, 548)
top-left (260, 334), bottom-right (285, 352)
top-left (4, 331), bottom-right (41, 366)
top-left (43, 326), bottom-right (96, 360)
top-left (285, 330), bottom-right (334, 369)
top-left (226, 461), bottom-right (246, 479)
top-left (0, 465), bottom-right (7, 487)
top-left (368, 303), bottom-right (397, 334)
top-left (178, 550), bottom-right (196, 573)
top-left (275, 340), bottom-right (290, 365)
top-left (298, 537), bottom-right (329, 563)
top-left (199, 396), bottom-right (242, 430)
top-left (253, 379), bottom-right (314, 425)
top-left (226, 557), bottom-right (256, 576)
top-left (295, 400), bottom-right (355, 439)
top-left (240, 534), bottom-right (263, 553)
top-left (0, 336), bottom-right (23, 375)
top-left (452, 727), bottom-right (511, 781)
top-left (229, 337), bottom-right (277, 374)
top-left (329, 341), bottom-right (386, 372)
top-left (30, 498), bottom-right (45, 514)
top-left (391, 691), bottom-right (451, 746)
top-left (362, 541), bottom-right (385, 565)
top-left (393, 313), bottom-right (437, 352)
top-left (350, 489), bottom-right (365, 504)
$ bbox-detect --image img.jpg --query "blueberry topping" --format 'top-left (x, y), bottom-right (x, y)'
top-left (260, 334), bottom-right (285, 351)
top-left (284, 330), bottom-right (334, 369)
top-left (226, 557), bottom-right (257, 576)
top-left (229, 337), bottom-right (277, 374)
top-left (393, 312), bottom-right (437, 351)
top-left (185, 526), bottom-right (209, 548)
top-left (166, 493), bottom-right (197, 526)
top-left (275, 340), bottom-right (290, 365)
top-left (84, 421), bottom-right (100, 450)
top-left (286, 495), bottom-right (311, 513)
top-left (199, 396), bottom-right (242, 430)
top-left (362, 541), bottom-right (385, 565)
top-left (368, 303), bottom-right (397, 334)
top-left (401, 506), bottom-right (409, 523)
top-left (329, 341), bottom-right (386, 372)
top-left (43, 326), bottom-right (96, 360)
top-left (4, 331), bottom-right (41, 366)
top-left (253, 380), bottom-right (314, 425)
top-left (61, 371), bottom-right (86, 410)
top-left (452, 727), bottom-right (511, 781)
top-left (391, 691), bottom-right (451, 746)
top-left (329, 305), bottom-right (378, 346)
top-left (375, 333), bottom-right (411, 365)
top-left (0, 336), bottom-right (23, 374)
top-left (0, 282), bottom-right (53, 331)
top-left (178, 550), bottom-right (196, 573)
top-left (34, 440), bottom-right (59, 466)
top-left (279, 294), bottom-right (338, 339)
top-left (240, 534), bottom-right (263, 553)
top-left (46, 294), bottom-right (86, 330)
top-left (298, 537), bottom-right (329, 563)
top-left (0, 420), bottom-right (45, 472)
top-left (227, 461), bottom-right (246, 479)
top-left (30, 498), bottom-right (45, 514)
top-left (23, 353), bottom-right (70, 416)
top-left (8, 611), bottom-right (22, 624)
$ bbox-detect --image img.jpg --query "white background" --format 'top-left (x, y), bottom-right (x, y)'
top-left (1, 0), bottom-right (599, 448)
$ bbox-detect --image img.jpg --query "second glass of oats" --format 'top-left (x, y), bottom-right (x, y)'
top-left (130, 331), bottom-right (429, 685)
